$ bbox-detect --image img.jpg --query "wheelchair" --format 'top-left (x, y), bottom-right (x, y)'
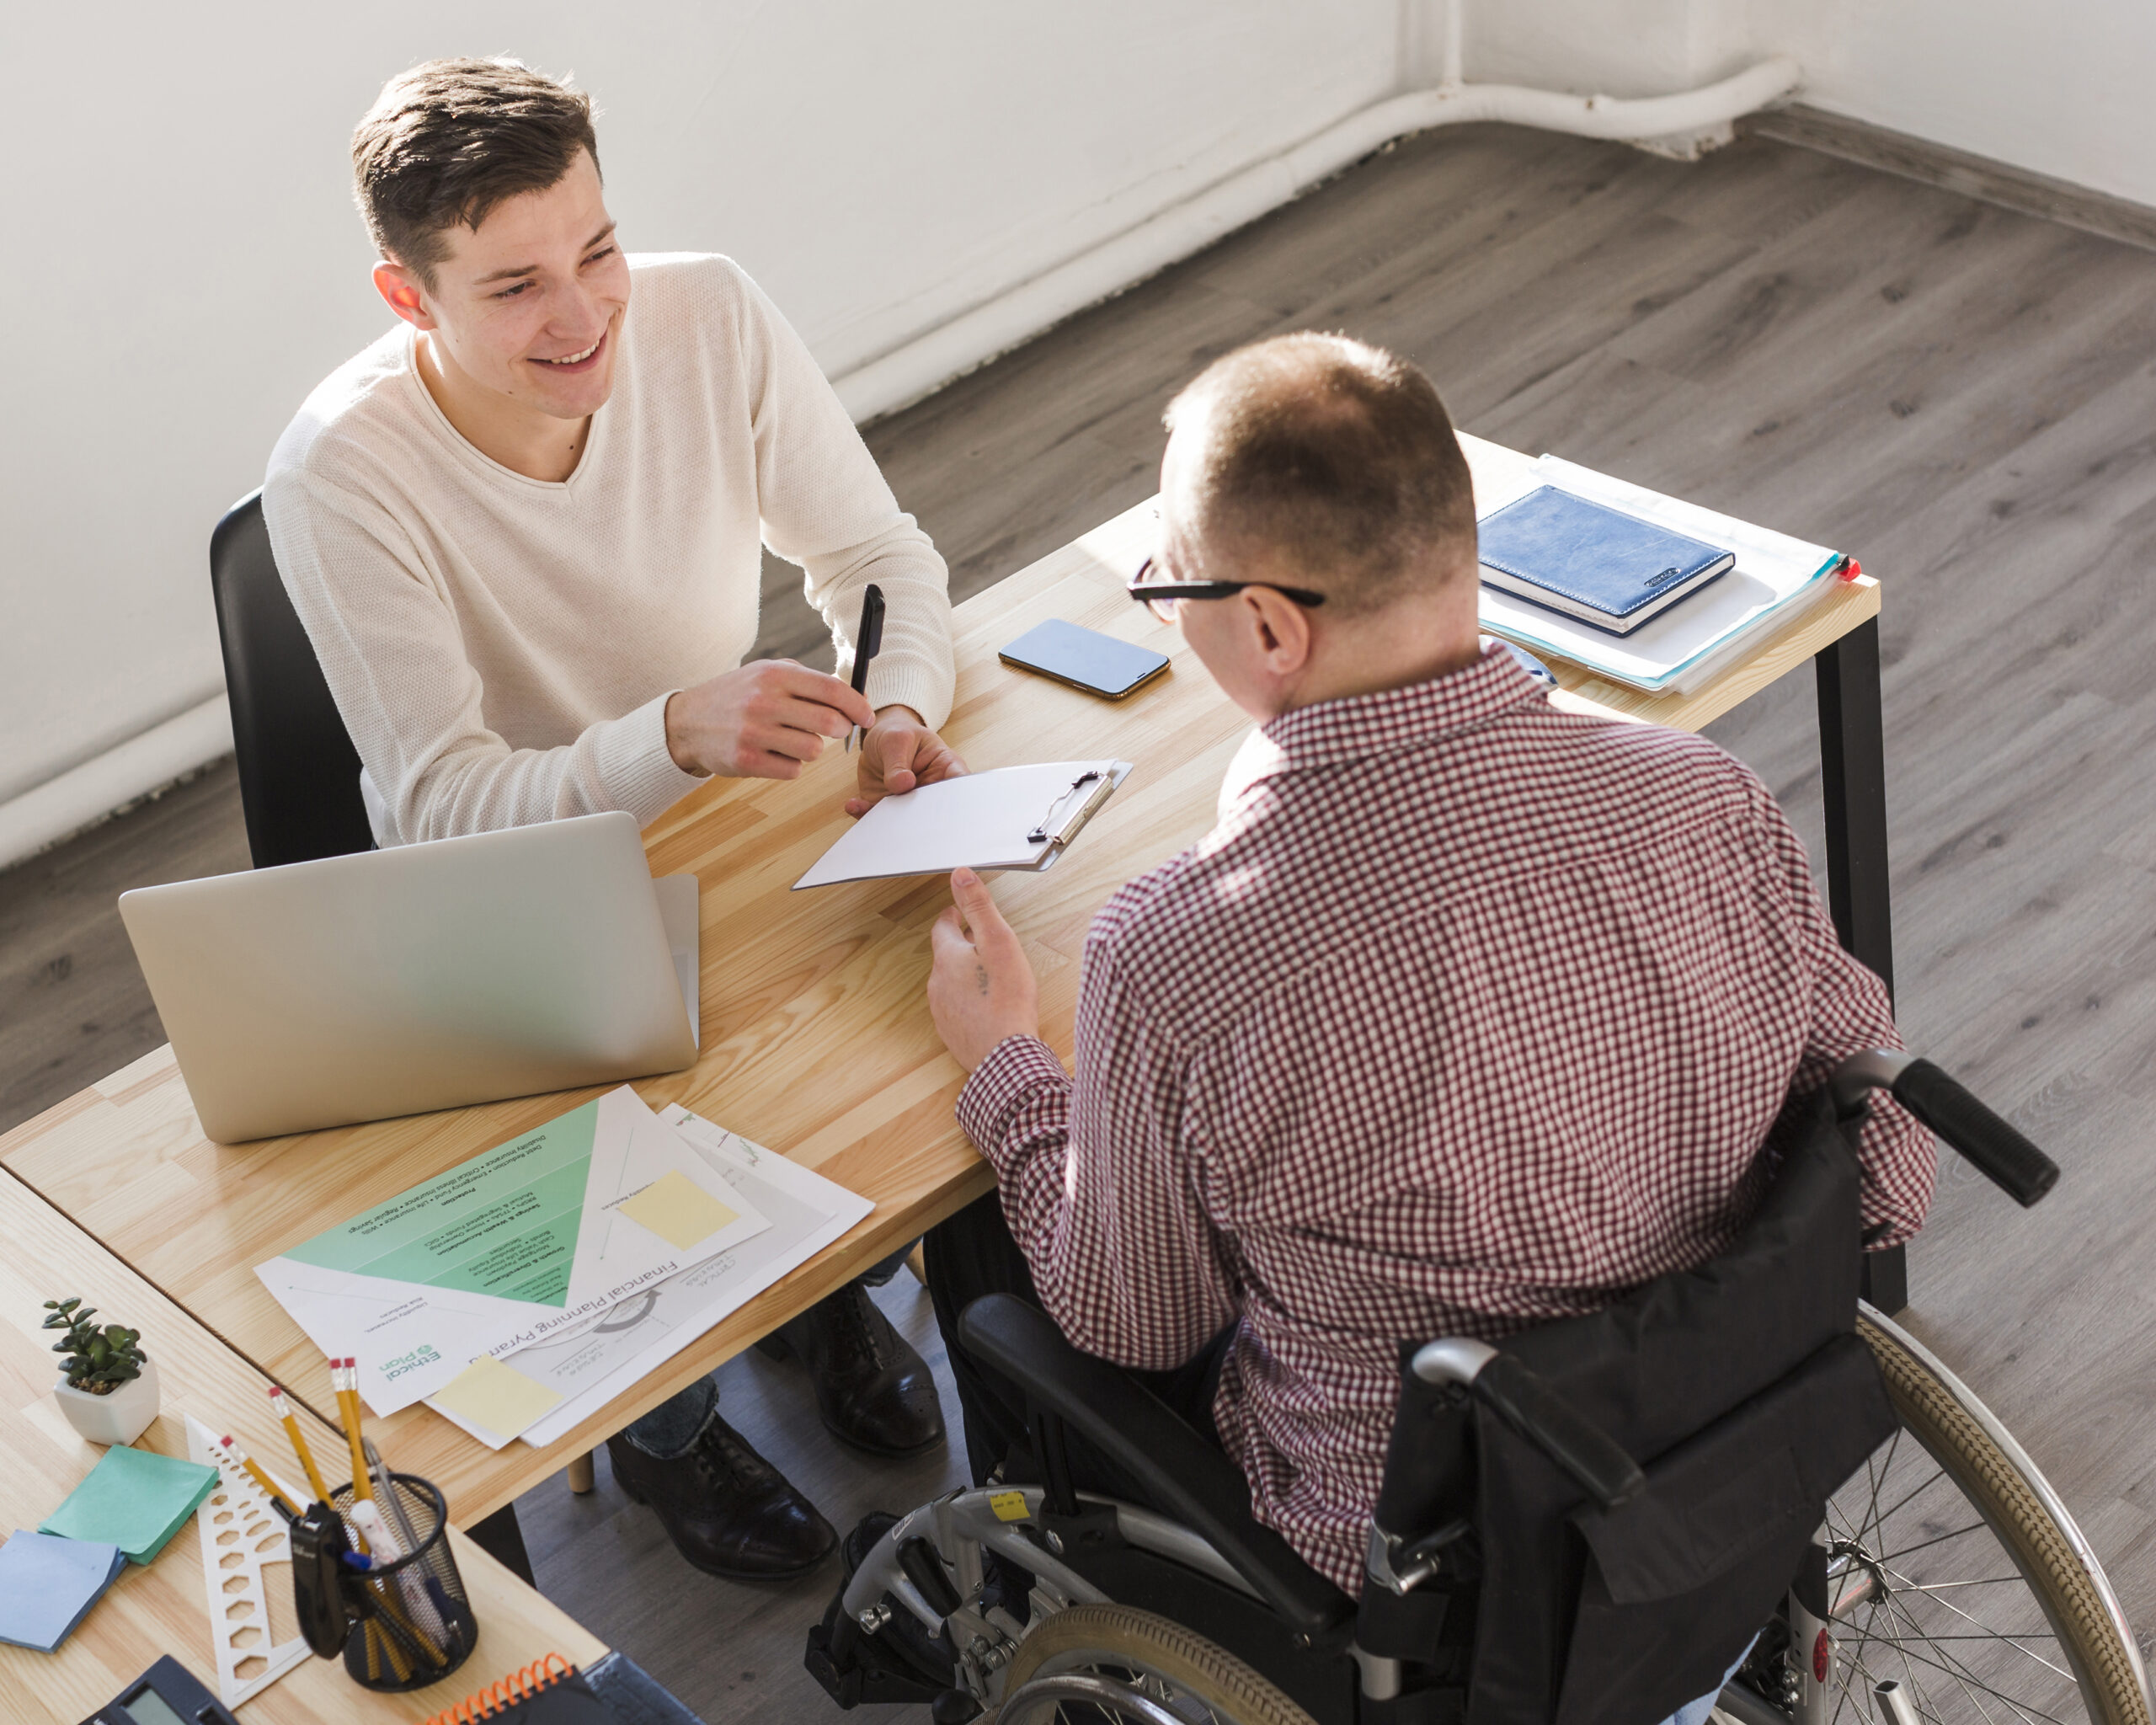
top-left (805, 1052), bottom-right (2149, 1725)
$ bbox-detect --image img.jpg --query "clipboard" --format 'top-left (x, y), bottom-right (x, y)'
top-left (793, 760), bottom-right (1134, 889)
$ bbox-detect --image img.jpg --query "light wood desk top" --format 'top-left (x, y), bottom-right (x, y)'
top-left (0, 433), bottom-right (1880, 1528)
top-left (0, 1169), bottom-right (606, 1725)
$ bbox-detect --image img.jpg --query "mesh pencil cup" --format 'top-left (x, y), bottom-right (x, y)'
top-left (328, 1474), bottom-right (478, 1691)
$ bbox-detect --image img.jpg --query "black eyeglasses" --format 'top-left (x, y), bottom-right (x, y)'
top-left (1127, 558), bottom-right (1327, 624)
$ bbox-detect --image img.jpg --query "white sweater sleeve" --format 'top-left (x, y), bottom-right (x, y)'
top-left (730, 270), bottom-right (958, 729)
top-left (262, 467), bottom-right (704, 846)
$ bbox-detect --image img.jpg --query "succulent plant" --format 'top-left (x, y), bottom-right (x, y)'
top-left (42, 1296), bottom-right (147, 1394)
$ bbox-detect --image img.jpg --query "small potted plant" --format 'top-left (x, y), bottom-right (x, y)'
top-left (44, 1296), bottom-right (160, 1446)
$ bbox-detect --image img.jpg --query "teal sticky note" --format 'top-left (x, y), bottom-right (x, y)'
top-left (0, 1530), bottom-right (128, 1651)
top-left (39, 1445), bottom-right (218, 1566)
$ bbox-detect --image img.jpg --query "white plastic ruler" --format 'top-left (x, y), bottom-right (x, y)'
top-left (185, 1415), bottom-right (313, 1707)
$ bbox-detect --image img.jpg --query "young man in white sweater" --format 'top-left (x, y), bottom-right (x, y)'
top-left (264, 58), bottom-right (958, 1582)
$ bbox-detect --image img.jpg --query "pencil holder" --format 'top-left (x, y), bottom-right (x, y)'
top-left (328, 1473), bottom-right (478, 1691)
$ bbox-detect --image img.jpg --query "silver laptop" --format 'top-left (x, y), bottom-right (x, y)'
top-left (119, 811), bottom-right (700, 1142)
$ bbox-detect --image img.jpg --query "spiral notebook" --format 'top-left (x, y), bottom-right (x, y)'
top-left (413, 1653), bottom-right (608, 1723)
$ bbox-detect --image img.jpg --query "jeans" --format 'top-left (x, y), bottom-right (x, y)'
top-left (1660, 1635), bottom-right (1756, 1725)
top-left (619, 1246), bottom-right (917, 1459)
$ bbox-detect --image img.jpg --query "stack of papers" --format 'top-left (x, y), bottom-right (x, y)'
top-left (428, 1106), bottom-right (874, 1449)
top-left (1474, 454), bottom-right (1846, 694)
top-left (38, 1445), bottom-right (219, 1566)
top-left (0, 1530), bottom-right (128, 1651)
top-left (256, 1086), bottom-right (774, 1415)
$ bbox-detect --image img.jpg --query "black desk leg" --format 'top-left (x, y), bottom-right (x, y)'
top-left (467, 1502), bottom-right (537, 1589)
top-left (1815, 617), bottom-right (1908, 1315)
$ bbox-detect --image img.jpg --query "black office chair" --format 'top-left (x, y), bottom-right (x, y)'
top-left (209, 490), bottom-right (376, 868)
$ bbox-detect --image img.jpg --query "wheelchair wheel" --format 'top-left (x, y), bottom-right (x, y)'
top-left (1761, 1309), bottom-right (2151, 1725)
top-left (995, 1602), bottom-right (1316, 1725)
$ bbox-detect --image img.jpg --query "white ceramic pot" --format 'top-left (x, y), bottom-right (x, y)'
top-left (54, 1355), bottom-right (161, 1446)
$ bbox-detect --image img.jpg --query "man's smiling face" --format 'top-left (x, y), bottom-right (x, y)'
top-left (399, 147), bottom-right (631, 422)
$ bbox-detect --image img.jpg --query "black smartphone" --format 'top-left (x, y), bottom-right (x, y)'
top-left (999, 618), bottom-right (1171, 701)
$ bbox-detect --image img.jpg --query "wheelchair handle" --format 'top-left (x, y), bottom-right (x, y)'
top-left (1832, 1049), bottom-right (2059, 1208)
top-left (1412, 1340), bottom-right (1646, 1511)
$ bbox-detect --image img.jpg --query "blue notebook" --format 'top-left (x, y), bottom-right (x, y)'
top-left (1478, 486), bottom-right (1734, 635)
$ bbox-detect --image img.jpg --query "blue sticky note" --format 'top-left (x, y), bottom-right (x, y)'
top-left (0, 1529), bottom-right (129, 1652)
top-left (39, 1445), bottom-right (218, 1566)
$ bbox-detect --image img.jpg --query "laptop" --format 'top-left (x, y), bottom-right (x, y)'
top-left (118, 811), bottom-right (700, 1143)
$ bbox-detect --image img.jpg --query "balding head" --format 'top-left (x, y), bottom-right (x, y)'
top-left (1162, 334), bottom-right (1476, 616)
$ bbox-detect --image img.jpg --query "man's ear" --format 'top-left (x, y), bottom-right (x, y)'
top-left (1247, 585), bottom-right (1315, 676)
top-left (371, 261), bottom-right (436, 330)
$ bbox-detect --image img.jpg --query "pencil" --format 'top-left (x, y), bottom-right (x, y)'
top-left (334, 1357), bottom-right (372, 1503)
top-left (217, 1435), bottom-right (302, 1520)
top-left (269, 1386), bottom-right (332, 1505)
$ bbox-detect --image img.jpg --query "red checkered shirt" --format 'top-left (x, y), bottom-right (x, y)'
top-left (956, 641), bottom-right (1934, 1594)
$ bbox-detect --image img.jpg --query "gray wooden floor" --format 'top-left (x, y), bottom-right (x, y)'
top-left (7, 120), bottom-right (2156, 1713)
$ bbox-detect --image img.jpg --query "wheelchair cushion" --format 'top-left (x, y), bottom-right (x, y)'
top-left (957, 1293), bottom-right (1355, 1636)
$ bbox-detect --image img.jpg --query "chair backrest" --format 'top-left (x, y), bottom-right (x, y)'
top-left (209, 491), bottom-right (376, 870)
top-left (1369, 1089), bottom-right (1899, 1725)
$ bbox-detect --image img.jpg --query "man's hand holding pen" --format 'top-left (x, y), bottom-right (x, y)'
top-left (841, 580), bottom-right (966, 814)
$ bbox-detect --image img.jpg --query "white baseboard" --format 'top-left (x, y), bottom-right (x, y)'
top-left (0, 695), bottom-right (233, 872)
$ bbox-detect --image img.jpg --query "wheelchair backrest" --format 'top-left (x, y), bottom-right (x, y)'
top-left (1371, 1087), bottom-right (1899, 1725)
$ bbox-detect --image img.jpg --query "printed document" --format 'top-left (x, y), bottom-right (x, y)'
top-left (255, 1086), bottom-right (771, 1414)
top-left (424, 1107), bottom-right (875, 1449)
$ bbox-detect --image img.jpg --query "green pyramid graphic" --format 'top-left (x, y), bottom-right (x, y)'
top-left (282, 1098), bottom-right (599, 1308)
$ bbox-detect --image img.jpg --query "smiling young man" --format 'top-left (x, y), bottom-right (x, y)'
top-left (263, 57), bottom-right (957, 1582)
top-left (914, 334), bottom-right (1933, 1722)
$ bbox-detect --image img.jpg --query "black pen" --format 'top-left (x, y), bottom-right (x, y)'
top-left (846, 583), bottom-right (884, 753)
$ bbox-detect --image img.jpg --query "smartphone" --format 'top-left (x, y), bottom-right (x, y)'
top-left (999, 618), bottom-right (1171, 701)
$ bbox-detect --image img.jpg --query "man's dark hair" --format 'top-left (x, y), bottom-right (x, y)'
top-left (1164, 334), bottom-right (1476, 614)
top-left (353, 58), bottom-right (600, 283)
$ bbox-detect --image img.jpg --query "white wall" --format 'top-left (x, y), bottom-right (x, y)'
top-left (1756, 0), bottom-right (2156, 208)
top-left (0, 1), bottom-right (1401, 817)
top-left (8, 0), bottom-right (2153, 848)
top-left (1456, 0), bottom-right (2156, 207)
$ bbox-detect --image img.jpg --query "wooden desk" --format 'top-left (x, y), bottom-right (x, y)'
top-left (0, 1169), bottom-right (606, 1725)
top-left (0, 433), bottom-right (1896, 1535)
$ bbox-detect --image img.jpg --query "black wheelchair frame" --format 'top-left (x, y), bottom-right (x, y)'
top-left (807, 1053), bottom-right (2064, 1725)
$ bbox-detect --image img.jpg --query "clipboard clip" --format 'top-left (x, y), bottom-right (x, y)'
top-left (1028, 770), bottom-right (1115, 847)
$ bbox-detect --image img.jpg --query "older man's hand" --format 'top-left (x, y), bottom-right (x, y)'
top-left (927, 868), bottom-right (1041, 1071)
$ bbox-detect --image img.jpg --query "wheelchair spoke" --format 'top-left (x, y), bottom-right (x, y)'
top-left (1837, 1612), bottom-right (2068, 1725)
top-left (1874, 1521), bottom-right (1990, 1563)
top-left (1865, 1464), bottom-right (1952, 1545)
top-left (1881, 1564), bottom-right (2072, 1678)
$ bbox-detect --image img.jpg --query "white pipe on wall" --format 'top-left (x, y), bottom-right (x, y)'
top-left (0, 52), bottom-right (1800, 872)
top-left (0, 696), bottom-right (232, 870)
top-left (831, 54), bottom-right (1801, 422)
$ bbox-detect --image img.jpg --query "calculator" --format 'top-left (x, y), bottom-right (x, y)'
top-left (81, 1654), bottom-right (240, 1725)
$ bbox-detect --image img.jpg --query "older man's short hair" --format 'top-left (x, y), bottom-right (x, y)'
top-left (1164, 334), bottom-right (1476, 614)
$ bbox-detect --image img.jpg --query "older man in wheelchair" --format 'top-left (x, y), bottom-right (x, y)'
top-left (803, 335), bottom-right (2139, 1725)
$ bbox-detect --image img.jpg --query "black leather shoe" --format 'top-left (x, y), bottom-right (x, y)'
top-left (606, 1414), bottom-right (836, 1580)
top-left (757, 1281), bottom-right (947, 1456)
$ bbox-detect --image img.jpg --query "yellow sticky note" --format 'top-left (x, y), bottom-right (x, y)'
top-left (430, 1354), bottom-right (563, 1444)
top-left (988, 1489), bottom-right (1032, 1523)
top-left (618, 1167), bottom-right (739, 1251)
